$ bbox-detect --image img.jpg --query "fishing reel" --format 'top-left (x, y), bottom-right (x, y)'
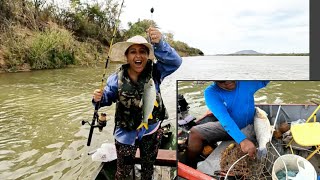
top-left (82, 112), bottom-right (107, 131)
top-left (82, 112), bottom-right (107, 146)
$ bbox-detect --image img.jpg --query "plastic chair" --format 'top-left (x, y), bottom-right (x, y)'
top-left (288, 105), bottom-right (320, 160)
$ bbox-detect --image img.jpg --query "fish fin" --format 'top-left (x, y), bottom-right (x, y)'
top-left (257, 147), bottom-right (268, 159)
top-left (148, 113), bottom-right (153, 119)
top-left (139, 98), bottom-right (143, 108)
top-left (136, 122), bottom-right (148, 130)
top-left (154, 100), bottom-right (159, 107)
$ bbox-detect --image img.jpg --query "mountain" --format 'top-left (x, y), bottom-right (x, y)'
top-left (214, 50), bottom-right (308, 56)
top-left (232, 50), bottom-right (261, 55)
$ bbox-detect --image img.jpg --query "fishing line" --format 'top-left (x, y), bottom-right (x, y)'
top-left (83, 0), bottom-right (125, 147)
top-left (147, 3), bottom-right (155, 43)
top-left (150, 0), bottom-right (155, 25)
top-left (99, 0), bottom-right (125, 92)
top-left (150, 7), bottom-right (154, 22)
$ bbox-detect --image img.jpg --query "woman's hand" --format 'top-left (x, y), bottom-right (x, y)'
top-left (93, 89), bottom-right (102, 102)
top-left (147, 27), bottom-right (162, 44)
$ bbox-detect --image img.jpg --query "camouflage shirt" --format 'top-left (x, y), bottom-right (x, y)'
top-left (114, 60), bottom-right (168, 131)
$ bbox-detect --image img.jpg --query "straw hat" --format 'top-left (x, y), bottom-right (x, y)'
top-left (110, 35), bottom-right (155, 63)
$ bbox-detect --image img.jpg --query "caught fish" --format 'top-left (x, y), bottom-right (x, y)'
top-left (254, 107), bottom-right (272, 159)
top-left (136, 78), bottom-right (157, 130)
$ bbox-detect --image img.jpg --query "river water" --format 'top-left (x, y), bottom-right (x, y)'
top-left (0, 62), bottom-right (179, 179)
top-left (0, 56), bottom-right (310, 179)
top-left (178, 81), bottom-right (320, 118)
top-left (173, 56), bottom-right (309, 80)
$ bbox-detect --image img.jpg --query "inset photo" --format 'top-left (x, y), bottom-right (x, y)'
top-left (177, 81), bottom-right (320, 180)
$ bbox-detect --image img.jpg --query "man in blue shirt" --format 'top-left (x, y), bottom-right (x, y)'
top-left (93, 27), bottom-right (182, 179)
top-left (187, 81), bottom-right (269, 168)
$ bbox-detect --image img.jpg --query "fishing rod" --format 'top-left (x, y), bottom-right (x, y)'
top-left (82, 0), bottom-right (125, 147)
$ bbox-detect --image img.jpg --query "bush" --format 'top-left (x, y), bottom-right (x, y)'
top-left (73, 39), bottom-right (107, 66)
top-left (0, 25), bottom-right (28, 70)
top-left (27, 27), bottom-right (76, 69)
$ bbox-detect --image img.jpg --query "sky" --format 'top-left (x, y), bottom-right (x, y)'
top-left (116, 0), bottom-right (309, 55)
top-left (54, 0), bottom-right (309, 55)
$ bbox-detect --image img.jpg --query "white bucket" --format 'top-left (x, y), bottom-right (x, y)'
top-left (272, 154), bottom-right (317, 180)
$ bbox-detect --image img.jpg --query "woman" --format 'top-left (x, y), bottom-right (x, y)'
top-left (93, 27), bottom-right (182, 179)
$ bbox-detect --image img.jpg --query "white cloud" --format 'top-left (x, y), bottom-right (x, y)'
top-left (117, 0), bottom-right (308, 54)
top-left (56, 0), bottom-right (309, 54)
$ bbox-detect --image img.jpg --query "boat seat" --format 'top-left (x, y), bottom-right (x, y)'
top-left (288, 105), bottom-right (320, 160)
top-left (135, 149), bottom-right (177, 167)
top-left (291, 122), bottom-right (320, 146)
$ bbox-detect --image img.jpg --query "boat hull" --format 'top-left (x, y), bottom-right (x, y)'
top-left (177, 103), bottom-right (320, 179)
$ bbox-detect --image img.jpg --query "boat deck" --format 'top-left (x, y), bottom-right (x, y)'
top-left (93, 149), bottom-right (176, 179)
top-left (135, 149), bottom-right (177, 167)
top-left (196, 104), bottom-right (320, 179)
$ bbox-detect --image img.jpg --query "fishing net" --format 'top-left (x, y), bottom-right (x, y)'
top-left (220, 141), bottom-right (284, 180)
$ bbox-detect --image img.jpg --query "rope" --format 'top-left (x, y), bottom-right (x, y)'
top-left (269, 105), bottom-right (288, 179)
top-left (224, 154), bottom-right (248, 179)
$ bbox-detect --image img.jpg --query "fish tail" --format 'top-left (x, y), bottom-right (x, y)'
top-left (137, 122), bottom-right (148, 130)
top-left (154, 100), bottom-right (159, 107)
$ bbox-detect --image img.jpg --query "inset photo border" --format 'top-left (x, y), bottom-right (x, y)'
top-left (177, 80), bottom-right (320, 179)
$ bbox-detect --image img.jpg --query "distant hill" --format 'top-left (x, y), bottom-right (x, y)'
top-left (214, 50), bottom-right (308, 56)
top-left (232, 50), bottom-right (261, 55)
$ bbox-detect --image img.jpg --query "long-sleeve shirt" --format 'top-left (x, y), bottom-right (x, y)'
top-left (204, 81), bottom-right (269, 144)
top-left (96, 37), bottom-right (182, 145)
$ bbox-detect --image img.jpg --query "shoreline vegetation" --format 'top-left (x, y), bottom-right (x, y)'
top-left (0, 1), bottom-right (307, 73)
top-left (0, 0), bottom-right (203, 73)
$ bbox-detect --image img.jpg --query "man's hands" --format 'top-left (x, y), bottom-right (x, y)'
top-left (240, 139), bottom-right (256, 158)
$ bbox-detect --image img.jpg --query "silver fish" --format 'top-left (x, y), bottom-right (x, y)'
top-left (254, 107), bottom-right (272, 159)
top-left (137, 78), bottom-right (157, 130)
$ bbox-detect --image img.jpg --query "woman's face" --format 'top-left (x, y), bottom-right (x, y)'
top-left (126, 44), bottom-right (149, 74)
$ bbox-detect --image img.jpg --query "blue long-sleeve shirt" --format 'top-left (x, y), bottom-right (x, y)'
top-left (96, 37), bottom-right (182, 145)
top-left (204, 81), bottom-right (269, 144)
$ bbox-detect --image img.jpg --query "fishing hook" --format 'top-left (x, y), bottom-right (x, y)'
top-left (148, 5), bottom-right (155, 43)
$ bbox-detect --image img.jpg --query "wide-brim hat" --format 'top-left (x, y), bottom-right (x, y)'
top-left (110, 35), bottom-right (155, 63)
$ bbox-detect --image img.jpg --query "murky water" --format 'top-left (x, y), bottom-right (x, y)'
top-left (0, 63), bottom-right (176, 179)
top-left (173, 56), bottom-right (309, 80)
top-left (0, 66), bottom-right (113, 179)
top-left (0, 55), bottom-right (311, 179)
top-left (178, 81), bottom-right (320, 118)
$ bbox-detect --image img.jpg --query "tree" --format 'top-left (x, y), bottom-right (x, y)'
top-left (123, 19), bottom-right (157, 40)
top-left (63, 0), bottom-right (120, 44)
top-left (123, 19), bottom-right (204, 56)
